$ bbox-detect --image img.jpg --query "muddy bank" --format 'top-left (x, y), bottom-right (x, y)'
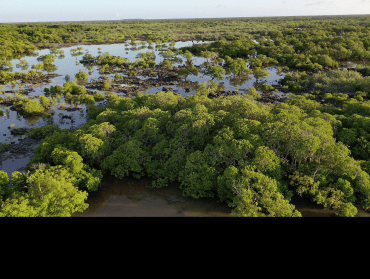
top-left (0, 136), bottom-right (43, 175)
top-left (0, 73), bottom-right (60, 87)
top-left (86, 65), bottom-right (193, 95)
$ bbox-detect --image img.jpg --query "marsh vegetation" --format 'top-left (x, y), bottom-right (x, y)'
top-left (1, 15), bottom-right (370, 216)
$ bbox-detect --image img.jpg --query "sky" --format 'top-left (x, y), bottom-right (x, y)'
top-left (1, 0), bottom-right (370, 23)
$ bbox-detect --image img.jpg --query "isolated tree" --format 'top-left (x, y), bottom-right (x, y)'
top-left (230, 58), bottom-right (252, 76)
top-left (253, 67), bottom-right (270, 83)
top-left (176, 66), bottom-right (198, 81)
top-left (75, 71), bottom-right (88, 80)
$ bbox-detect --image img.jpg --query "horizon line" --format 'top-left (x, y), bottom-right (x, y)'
top-left (1, 14), bottom-right (368, 24)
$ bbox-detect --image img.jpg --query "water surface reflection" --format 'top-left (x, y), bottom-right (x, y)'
top-left (73, 175), bottom-right (232, 217)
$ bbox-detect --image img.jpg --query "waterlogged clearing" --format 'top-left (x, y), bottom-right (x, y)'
top-left (0, 40), bottom-right (289, 177)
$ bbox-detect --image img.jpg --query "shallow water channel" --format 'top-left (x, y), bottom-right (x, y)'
top-left (72, 175), bottom-right (232, 217)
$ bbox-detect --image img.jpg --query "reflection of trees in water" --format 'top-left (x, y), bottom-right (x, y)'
top-left (43, 64), bottom-right (57, 73)
top-left (24, 115), bottom-right (42, 126)
top-left (227, 72), bottom-right (252, 87)
top-left (216, 82), bottom-right (225, 92)
top-left (177, 80), bottom-right (199, 92)
top-left (71, 52), bottom-right (84, 57)
top-left (75, 79), bottom-right (88, 86)
top-left (253, 80), bottom-right (267, 90)
top-left (16, 59), bottom-right (30, 71)
top-left (185, 60), bottom-right (193, 67)
top-left (82, 63), bottom-right (94, 72)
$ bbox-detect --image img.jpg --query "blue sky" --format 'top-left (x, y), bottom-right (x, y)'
top-left (1, 0), bottom-right (370, 23)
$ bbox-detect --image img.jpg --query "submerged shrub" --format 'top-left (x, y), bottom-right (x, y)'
top-left (102, 80), bottom-right (111, 90)
top-left (63, 81), bottom-right (87, 95)
top-left (75, 71), bottom-right (88, 80)
top-left (15, 98), bottom-right (45, 115)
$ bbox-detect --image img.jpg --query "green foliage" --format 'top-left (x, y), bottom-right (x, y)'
top-left (129, 71), bottom-right (137, 77)
top-left (179, 150), bottom-right (219, 198)
top-left (101, 139), bottom-right (149, 179)
top-left (0, 170), bottom-right (9, 201)
top-left (246, 87), bottom-right (260, 99)
top-left (0, 142), bottom-right (10, 152)
top-left (227, 168), bottom-right (301, 217)
top-left (162, 59), bottom-right (172, 69)
top-left (176, 66), bottom-right (198, 81)
top-left (261, 84), bottom-right (275, 91)
top-left (75, 71), bottom-right (88, 80)
top-left (51, 146), bottom-right (84, 174)
top-left (37, 54), bottom-right (56, 65)
top-left (102, 79), bottom-right (111, 90)
top-left (93, 92), bottom-right (105, 100)
top-left (49, 84), bottom-right (63, 93)
top-left (14, 98), bottom-right (45, 115)
top-left (4, 16), bottom-right (370, 216)
top-left (25, 124), bottom-right (60, 139)
top-left (253, 67), bottom-right (270, 82)
top-left (63, 81), bottom-right (87, 95)
top-left (77, 94), bottom-right (95, 104)
top-left (229, 58), bottom-right (252, 76)
top-left (0, 165), bottom-right (89, 217)
top-left (204, 65), bottom-right (225, 80)
top-left (79, 133), bottom-right (110, 163)
top-left (38, 95), bottom-right (54, 109)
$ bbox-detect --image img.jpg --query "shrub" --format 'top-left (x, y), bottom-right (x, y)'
top-left (38, 95), bottom-right (54, 109)
top-left (15, 98), bottom-right (45, 115)
top-left (162, 60), bottom-right (172, 69)
top-left (77, 94), bottom-right (95, 104)
top-left (63, 81), bottom-right (87, 95)
top-left (261, 84), bottom-right (275, 91)
top-left (93, 92), bottom-right (105, 99)
top-left (75, 71), bottom-right (88, 80)
top-left (102, 80), bottom-right (111, 90)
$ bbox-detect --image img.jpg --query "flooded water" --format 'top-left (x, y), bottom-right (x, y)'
top-left (0, 40), bottom-right (289, 149)
top-left (0, 41), bottom-right (207, 143)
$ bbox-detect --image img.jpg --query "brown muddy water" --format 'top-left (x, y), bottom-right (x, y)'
top-left (72, 175), bottom-right (370, 217)
top-left (72, 175), bottom-right (232, 217)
